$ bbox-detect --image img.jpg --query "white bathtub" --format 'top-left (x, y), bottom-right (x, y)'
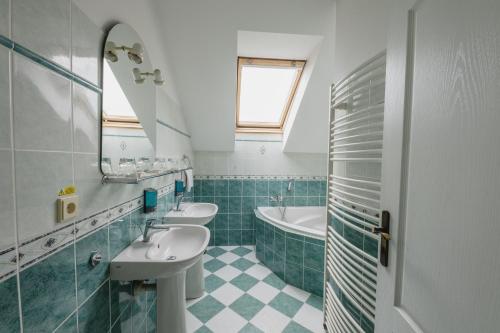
top-left (255, 206), bottom-right (327, 240)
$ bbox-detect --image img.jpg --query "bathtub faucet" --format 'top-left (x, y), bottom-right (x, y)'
top-left (270, 195), bottom-right (287, 220)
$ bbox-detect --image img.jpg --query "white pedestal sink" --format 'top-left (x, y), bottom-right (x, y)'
top-left (110, 225), bottom-right (210, 333)
top-left (166, 203), bottom-right (218, 299)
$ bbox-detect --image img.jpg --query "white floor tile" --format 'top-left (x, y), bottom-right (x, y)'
top-left (217, 251), bottom-right (240, 264)
top-left (293, 303), bottom-right (324, 333)
top-left (282, 284), bottom-right (311, 302)
top-left (203, 253), bottom-right (213, 262)
top-left (250, 305), bottom-right (291, 332)
top-left (213, 265), bottom-right (241, 281)
top-left (185, 310), bottom-right (203, 332)
top-left (245, 264), bottom-right (271, 280)
top-left (243, 251), bottom-right (259, 263)
top-left (206, 307), bottom-right (247, 333)
top-left (210, 283), bottom-right (245, 306)
top-left (247, 282), bottom-right (280, 304)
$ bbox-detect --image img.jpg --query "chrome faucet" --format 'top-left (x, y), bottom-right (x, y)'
top-left (142, 218), bottom-right (170, 242)
top-left (270, 195), bottom-right (287, 220)
top-left (174, 194), bottom-right (184, 211)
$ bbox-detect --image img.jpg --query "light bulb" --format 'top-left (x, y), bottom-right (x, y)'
top-left (104, 41), bottom-right (118, 62)
top-left (128, 43), bottom-right (143, 64)
top-left (132, 68), bottom-right (145, 84)
top-left (153, 69), bottom-right (164, 85)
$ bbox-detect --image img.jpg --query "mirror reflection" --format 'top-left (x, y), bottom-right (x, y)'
top-left (101, 23), bottom-right (157, 179)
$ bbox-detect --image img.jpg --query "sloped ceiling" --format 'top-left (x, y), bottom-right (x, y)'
top-left (151, 0), bottom-right (335, 152)
top-left (75, 0), bottom-right (335, 153)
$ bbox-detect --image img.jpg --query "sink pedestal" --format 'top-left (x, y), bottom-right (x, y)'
top-left (157, 271), bottom-right (187, 333)
top-left (186, 257), bottom-right (204, 299)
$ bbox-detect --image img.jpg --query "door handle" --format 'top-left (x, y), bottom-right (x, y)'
top-left (372, 210), bottom-right (390, 267)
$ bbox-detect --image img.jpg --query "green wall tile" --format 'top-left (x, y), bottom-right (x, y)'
top-left (228, 214), bottom-right (242, 230)
top-left (303, 268), bottom-right (323, 296)
top-left (255, 180), bottom-right (269, 196)
top-left (55, 312), bottom-right (77, 332)
top-left (268, 180), bottom-right (281, 196)
top-left (78, 282), bottom-right (110, 333)
top-left (0, 275), bottom-right (21, 332)
top-left (242, 180), bottom-right (256, 196)
top-left (76, 227), bottom-right (109, 304)
top-left (201, 180), bottom-right (215, 196)
top-left (215, 214), bottom-right (228, 230)
top-left (228, 229), bottom-right (242, 245)
top-left (214, 180), bottom-right (228, 196)
top-left (228, 180), bottom-right (242, 196)
top-left (284, 262), bottom-right (303, 289)
top-left (294, 181), bottom-right (308, 196)
top-left (228, 196), bottom-right (242, 213)
top-left (214, 197), bottom-right (228, 213)
top-left (255, 196), bottom-right (269, 207)
top-left (242, 230), bottom-right (254, 245)
top-left (285, 237), bottom-right (304, 265)
top-left (241, 214), bottom-right (254, 229)
top-left (214, 230), bottom-right (229, 246)
top-left (20, 244), bottom-right (76, 332)
top-left (304, 243), bottom-right (324, 271)
top-left (242, 196), bottom-right (256, 213)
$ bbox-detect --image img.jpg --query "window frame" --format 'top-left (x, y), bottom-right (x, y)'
top-left (236, 57), bottom-right (306, 133)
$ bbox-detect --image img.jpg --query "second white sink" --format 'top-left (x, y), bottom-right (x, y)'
top-left (166, 202), bottom-right (218, 226)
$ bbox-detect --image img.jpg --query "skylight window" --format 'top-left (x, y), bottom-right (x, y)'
top-left (236, 57), bottom-right (305, 133)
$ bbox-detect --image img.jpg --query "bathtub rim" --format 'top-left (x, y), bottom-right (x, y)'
top-left (254, 206), bottom-right (326, 241)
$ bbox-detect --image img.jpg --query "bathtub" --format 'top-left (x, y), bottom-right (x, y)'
top-left (255, 206), bottom-right (326, 240)
top-left (254, 206), bottom-right (326, 296)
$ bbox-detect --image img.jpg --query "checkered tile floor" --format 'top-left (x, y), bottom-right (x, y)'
top-left (186, 246), bottom-right (324, 333)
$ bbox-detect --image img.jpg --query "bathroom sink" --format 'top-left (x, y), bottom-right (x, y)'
top-left (110, 224), bottom-right (210, 281)
top-left (165, 203), bottom-right (218, 226)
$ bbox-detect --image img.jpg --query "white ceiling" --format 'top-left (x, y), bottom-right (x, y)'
top-left (75, 0), bottom-right (335, 153)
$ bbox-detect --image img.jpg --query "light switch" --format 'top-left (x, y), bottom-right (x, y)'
top-left (57, 194), bottom-right (79, 223)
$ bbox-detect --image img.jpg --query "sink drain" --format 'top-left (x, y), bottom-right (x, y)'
top-left (166, 256), bottom-right (176, 261)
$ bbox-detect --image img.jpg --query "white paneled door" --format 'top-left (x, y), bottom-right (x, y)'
top-left (376, 0), bottom-right (500, 332)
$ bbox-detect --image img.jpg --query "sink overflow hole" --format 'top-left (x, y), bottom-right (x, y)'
top-left (166, 256), bottom-right (176, 261)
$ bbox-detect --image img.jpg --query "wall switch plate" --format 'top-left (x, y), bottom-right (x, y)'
top-left (57, 194), bottom-right (79, 223)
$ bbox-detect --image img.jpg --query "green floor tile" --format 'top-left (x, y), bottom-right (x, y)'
top-left (282, 321), bottom-right (312, 333)
top-left (231, 247), bottom-right (252, 257)
top-left (262, 273), bottom-right (286, 290)
top-left (239, 323), bottom-right (264, 333)
top-left (204, 259), bottom-right (226, 273)
top-left (195, 326), bottom-right (214, 333)
top-left (306, 294), bottom-right (323, 311)
top-left (229, 294), bottom-right (265, 320)
top-left (269, 292), bottom-right (304, 318)
top-left (204, 274), bottom-right (226, 293)
top-left (207, 247), bottom-right (227, 257)
top-left (188, 295), bottom-right (225, 323)
top-left (231, 258), bottom-right (255, 272)
top-left (230, 273), bottom-right (259, 292)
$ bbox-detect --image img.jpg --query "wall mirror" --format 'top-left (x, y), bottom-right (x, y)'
top-left (100, 23), bottom-right (157, 182)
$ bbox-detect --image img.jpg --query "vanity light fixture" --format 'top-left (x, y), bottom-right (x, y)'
top-left (104, 41), bottom-right (144, 64)
top-left (132, 68), bottom-right (165, 86)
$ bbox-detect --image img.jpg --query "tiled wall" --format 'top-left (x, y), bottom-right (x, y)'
top-left (0, 1), bottom-right (193, 332)
top-left (194, 176), bottom-right (327, 247)
top-left (255, 217), bottom-right (325, 297)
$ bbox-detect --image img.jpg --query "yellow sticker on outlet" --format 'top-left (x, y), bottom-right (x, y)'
top-left (59, 185), bottom-right (77, 196)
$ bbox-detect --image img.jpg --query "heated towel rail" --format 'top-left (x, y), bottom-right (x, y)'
top-left (324, 51), bottom-right (386, 333)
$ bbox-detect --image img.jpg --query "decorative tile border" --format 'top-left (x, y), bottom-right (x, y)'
top-left (0, 33), bottom-right (102, 94)
top-left (0, 181), bottom-right (177, 282)
top-left (194, 175), bottom-right (327, 181)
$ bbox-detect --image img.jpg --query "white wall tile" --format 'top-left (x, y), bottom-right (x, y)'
top-left (13, 55), bottom-right (72, 151)
top-left (0, 0), bottom-right (9, 37)
top-left (73, 84), bottom-right (98, 153)
top-left (15, 151), bottom-right (73, 242)
top-left (12, 0), bottom-right (70, 68)
top-left (0, 47), bottom-right (10, 149)
top-left (0, 150), bottom-right (15, 250)
top-left (71, 2), bottom-right (101, 85)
